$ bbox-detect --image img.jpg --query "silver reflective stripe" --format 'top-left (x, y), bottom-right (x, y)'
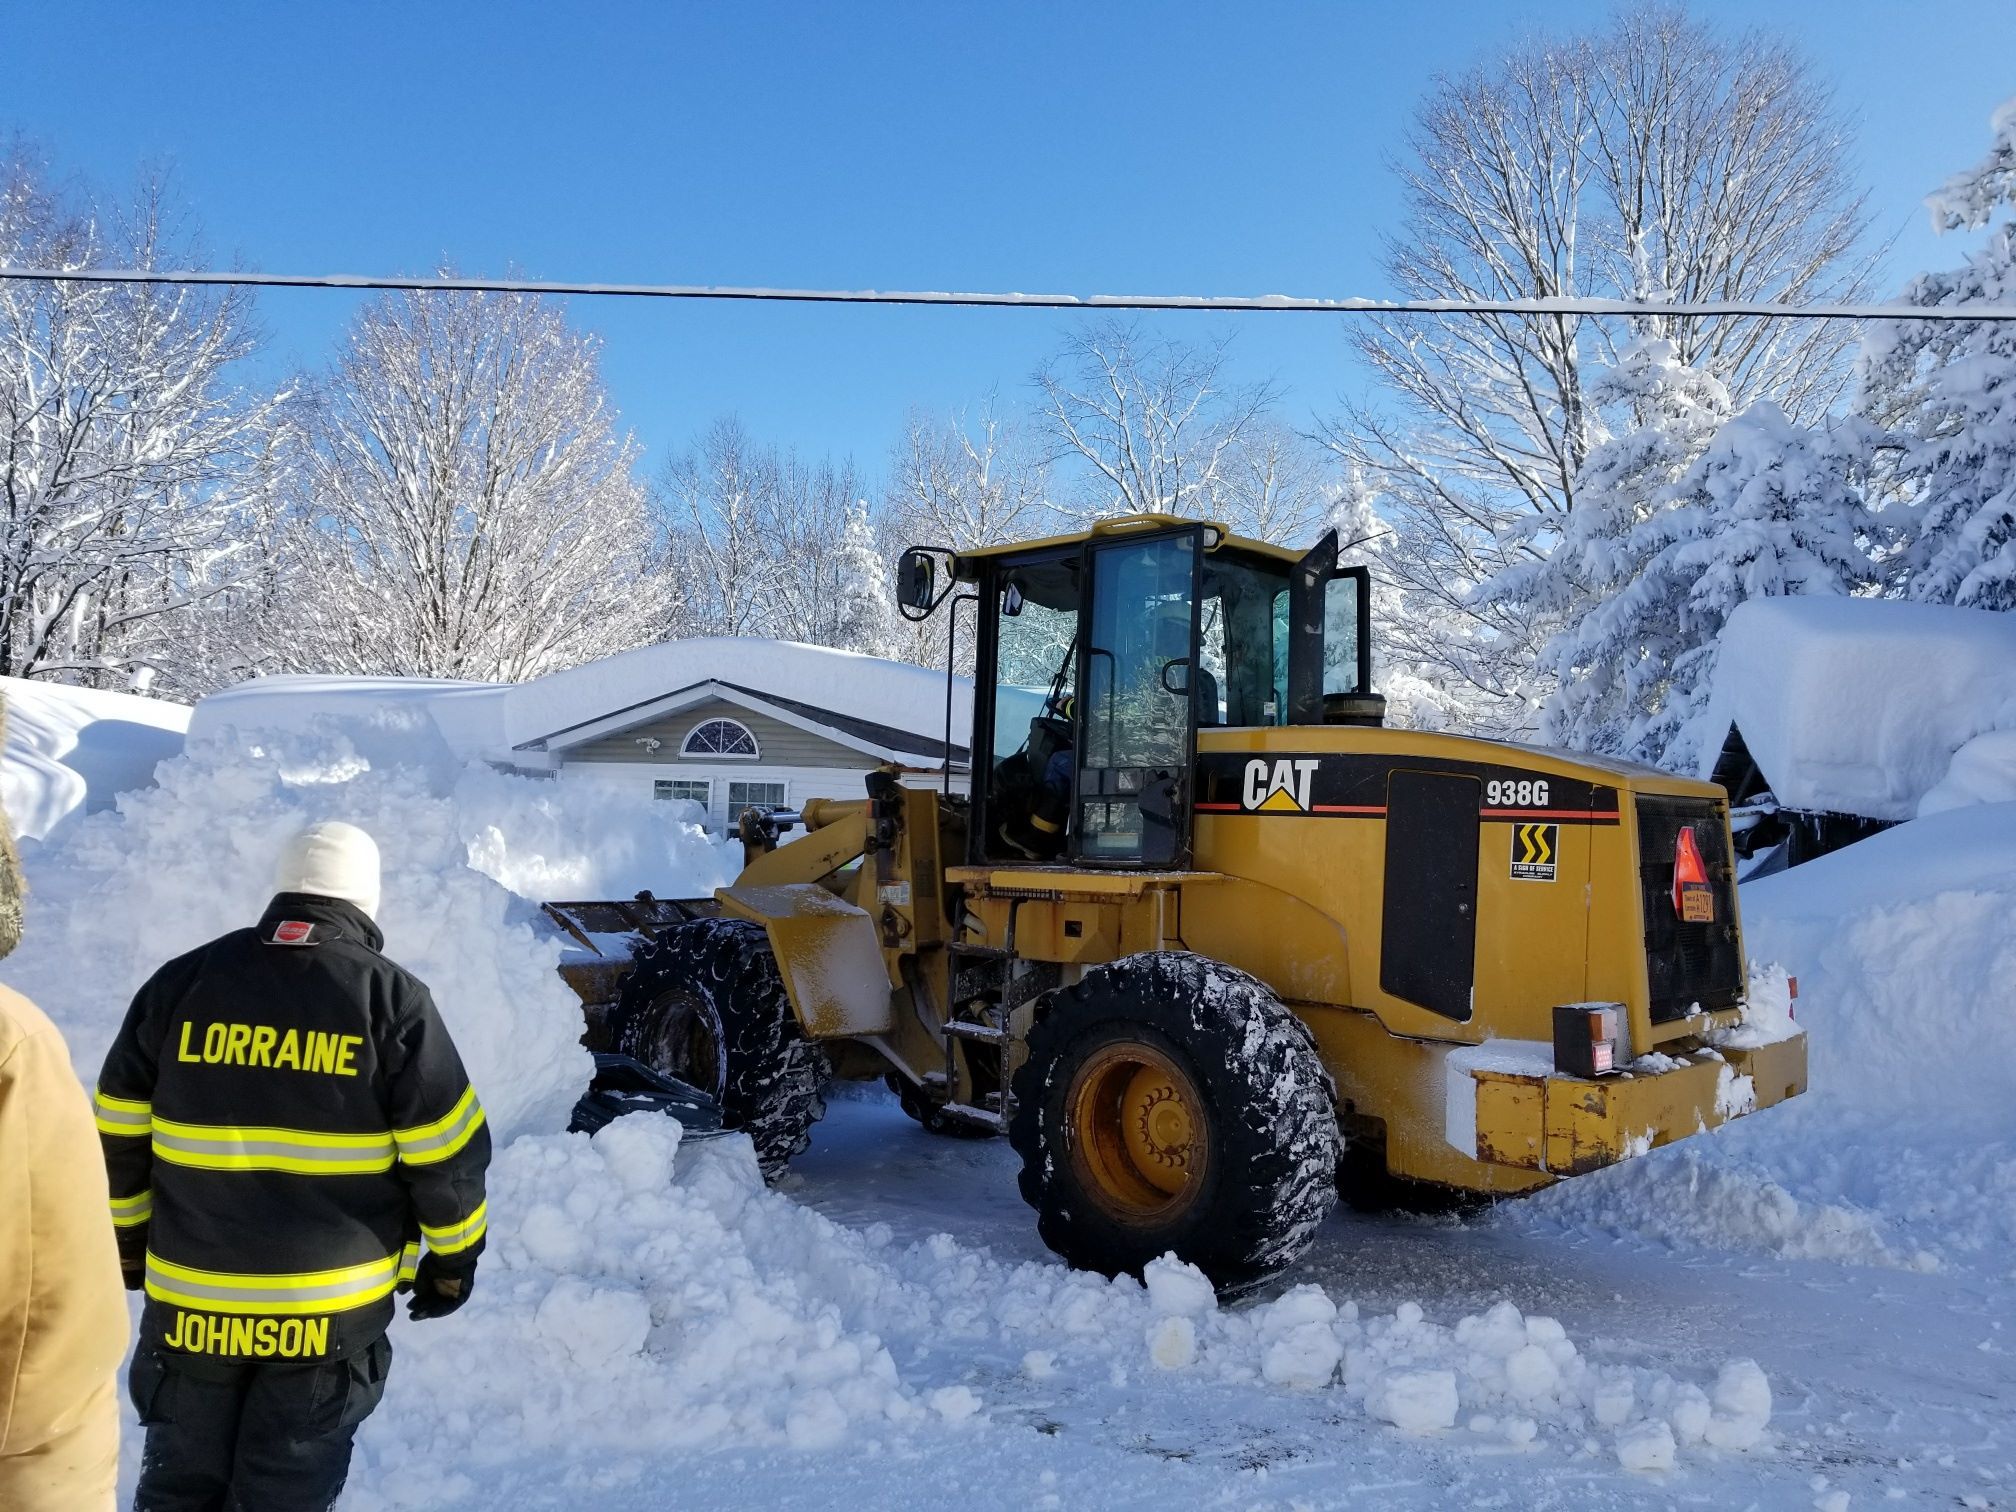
top-left (92, 1089), bottom-right (151, 1134)
top-left (149, 1120), bottom-right (395, 1173)
top-left (394, 1088), bottom-right (486, 1165)
top-left (145, 1254), bottom-right (399, 1312)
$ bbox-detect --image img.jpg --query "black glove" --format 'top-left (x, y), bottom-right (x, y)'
top-left (405, 1251), bottom-right (477, 1321)
top-left (121, 1261), bottom-right (145, 1293)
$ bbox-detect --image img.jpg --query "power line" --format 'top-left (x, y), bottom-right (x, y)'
top-left (1, 265), bottom-right (2014, 321)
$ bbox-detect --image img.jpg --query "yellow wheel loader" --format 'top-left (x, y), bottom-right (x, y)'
top-left (555, 514), bottom-right (1806, 1290)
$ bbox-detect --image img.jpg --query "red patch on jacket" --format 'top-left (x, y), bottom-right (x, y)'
top-left (271, 921), bottom-right (315, 946)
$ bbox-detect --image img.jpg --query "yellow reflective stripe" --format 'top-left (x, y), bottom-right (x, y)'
top-left (93, 1088), bottom-right (152, 1137)
top-left (394, 1085), bottom-right (486, 1166)
top-left (398, 1242), bottom-right (421, 1284)
top-left (150, 1115), bottom-right (395, 1175)
top-left (420, 1201), bottom-right (488, 1256)
top-left (109, 1190), bottom-right (153, 1227)
top-left (144, 1251), bottom-right (401, 1316)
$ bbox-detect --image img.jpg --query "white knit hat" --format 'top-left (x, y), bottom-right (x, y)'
top-left (274, 821), bottom-right (382, 920)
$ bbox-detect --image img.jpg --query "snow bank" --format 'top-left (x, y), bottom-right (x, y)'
top-left (1703, 596), bottom-right (2016, 821)
top-left (1517, 802), bottom-right (2016, 1272)
top-left (339, 1117), bottom-right (1770, 1505)
top-left (189, 675), bottom-right (509, 776)
top-left (11, 712), bottom-right (728, 1141)
top-left (0, 677), bottom-right (189, 841)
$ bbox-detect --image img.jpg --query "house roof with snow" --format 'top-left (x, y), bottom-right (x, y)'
top-left (504, 639), bottom-right (971, 770)
top-left (1702, 596), bottom-right (2016, 822)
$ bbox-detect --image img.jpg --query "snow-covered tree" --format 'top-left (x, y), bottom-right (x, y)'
top-left (1544, 401), bottom-right (1873, 766)
top-left (0, 147), bottom-right (285, 690)
top-left (882, 402), bottom-right (1056, 672)
top-left (1498, 339), bottom-right (1731, 750)
top-left (1324, 5), bottom-right (1873, 736)
top-left (1862, 96), bottom-right (2016, 610)
top-left (830, 499), bottom-right (897, 658)
top-left (1034, 320), bottom-right (1278, 524)
top-left (273, 285), bottom-right (654, 682)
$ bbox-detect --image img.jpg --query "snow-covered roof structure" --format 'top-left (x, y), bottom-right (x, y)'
top-left (505, 638), bottom-right (971, 770)
top-left (1701, 596), bottom-right (2016, 822)
top-left (0, 677), bottom-right (191, 841)
top-left (188, 640), bottom-right (974, 778)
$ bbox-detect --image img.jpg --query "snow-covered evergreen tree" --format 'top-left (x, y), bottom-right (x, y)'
top-left (1552, 402), bottom-right (1873, 768)
top-left (831, 499), bottom-right (897, 657)
top-left (1514, 339), bottom-right (1732, 754)
top-left (1862, 97), bottom-right (2016, 610)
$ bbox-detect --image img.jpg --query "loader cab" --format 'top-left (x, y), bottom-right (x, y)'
top-left (918, 516), bottom-right (1372, 870)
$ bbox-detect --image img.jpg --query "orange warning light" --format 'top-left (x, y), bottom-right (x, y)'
top-left (1673, 826), bottom-right (1715, 923)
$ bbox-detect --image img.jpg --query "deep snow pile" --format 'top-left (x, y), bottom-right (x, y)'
top-left (338, 1115), bottom-right (1775, 1507)
top-left (1516, 801), bottom-right (2016, 1272)
top-left (1701, 596), bottom-right (2016, 820)
top-left (11, 708), bottom-right (728, 1139)
top-left (189, 674), bottom-right (508, 776)
top-left (0, 676), bottom-right (190, 840)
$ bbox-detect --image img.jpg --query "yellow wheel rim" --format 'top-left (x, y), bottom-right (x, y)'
top-left (1066, 1040), bottom-right (1208, 1222)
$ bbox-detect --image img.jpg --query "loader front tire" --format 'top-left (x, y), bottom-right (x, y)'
top-left (1008, 952), bottom-right (1341, 1293)
top-left (611, 918), bottom-right (828, 1180)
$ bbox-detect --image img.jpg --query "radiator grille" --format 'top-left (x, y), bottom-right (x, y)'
top-left (1636, 795), bottom-right (1743, 1024)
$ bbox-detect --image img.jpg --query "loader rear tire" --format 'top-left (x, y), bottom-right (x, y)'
top-left (611, 918), bottom-right (828, 1180)
top-left (1008, 952), bottom-right (1340, 1294)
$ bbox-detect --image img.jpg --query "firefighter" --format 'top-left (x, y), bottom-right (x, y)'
top-left (95, 821), bottom-right (491, 1512)
top-left (0, 770), bottom-right (127, 1512)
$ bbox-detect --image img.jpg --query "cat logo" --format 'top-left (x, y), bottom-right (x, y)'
top-left (1511, 822), bottom-right (1558, 881)
top-left (1241, 758), bottom-right (1319, 813)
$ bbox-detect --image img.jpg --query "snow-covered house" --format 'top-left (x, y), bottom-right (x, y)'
top-left (503, 639), bottom-right (971, 830)
top-left (188, 639), bottom-right (973, 836)
top-left (1702, 596), bottom-right (2016, 869)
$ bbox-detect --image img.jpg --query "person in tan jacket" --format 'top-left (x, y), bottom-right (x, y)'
top-left (0, 702), bottom-right (130, 1512)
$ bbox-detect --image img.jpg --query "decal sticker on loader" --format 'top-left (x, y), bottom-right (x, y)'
top-left (1193, 753), bottom-right (1621, 824)
top-left (1510, 822), bottom-right (1558, 881)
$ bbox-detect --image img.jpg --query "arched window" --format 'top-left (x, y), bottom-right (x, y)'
top-left (681, 717), bottom-right (759, 760)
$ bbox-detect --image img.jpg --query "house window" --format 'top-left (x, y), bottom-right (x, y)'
top-left (727, 780), bottom-right (787, 814)
top-left (682, 717), bottom-right (759, 759)
top-left (654, 779), bottom-right (711, 806)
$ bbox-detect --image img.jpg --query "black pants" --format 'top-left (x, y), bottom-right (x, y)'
top-left (128, 1335), bottom-right (392, 1512)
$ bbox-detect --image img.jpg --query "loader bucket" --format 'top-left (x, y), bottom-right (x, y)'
top-left (544, 894), bottom-right (722, 1045)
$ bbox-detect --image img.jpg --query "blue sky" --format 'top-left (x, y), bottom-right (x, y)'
top-left (8, 1), bottom-right (2014, 480)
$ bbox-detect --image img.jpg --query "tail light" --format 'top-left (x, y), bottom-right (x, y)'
top-left (1787, 974), bottom-right (1798, 1021)
top-left (1554, 1003), bottom-right (1622, 1077)
top-left (1672, 826), bottom-right (1715, 923)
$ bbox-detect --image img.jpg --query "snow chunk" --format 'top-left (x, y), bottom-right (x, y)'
top-left (532, 1277), bottom-right (652, 1366)
top-left (1257, 1285), bottom-right (1342, 1390)
top-left (1367, 1370), bottom-right (1459, 1434)
top-left (1142, 1254), bottom-right (1217, 1318)
top-left (927, 1385), bottom-right (982, 1423)
top-left (1704, 1359), bottom-right (1773, 1450)
top-left (1145, 1315), bottom-right (1197, 1370)
top-left (1616, 1418), bottom-right (1678, 1473)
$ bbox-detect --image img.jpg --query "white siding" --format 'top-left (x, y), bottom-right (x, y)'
top-left (559, 760), bottom-right (967, 833)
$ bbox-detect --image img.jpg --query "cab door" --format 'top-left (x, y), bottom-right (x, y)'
top-left (1073, 527), bottom-right (1200, 867)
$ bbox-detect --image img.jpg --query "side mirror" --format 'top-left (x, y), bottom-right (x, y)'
top-left (896, 548), bottom-right (937, 613)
